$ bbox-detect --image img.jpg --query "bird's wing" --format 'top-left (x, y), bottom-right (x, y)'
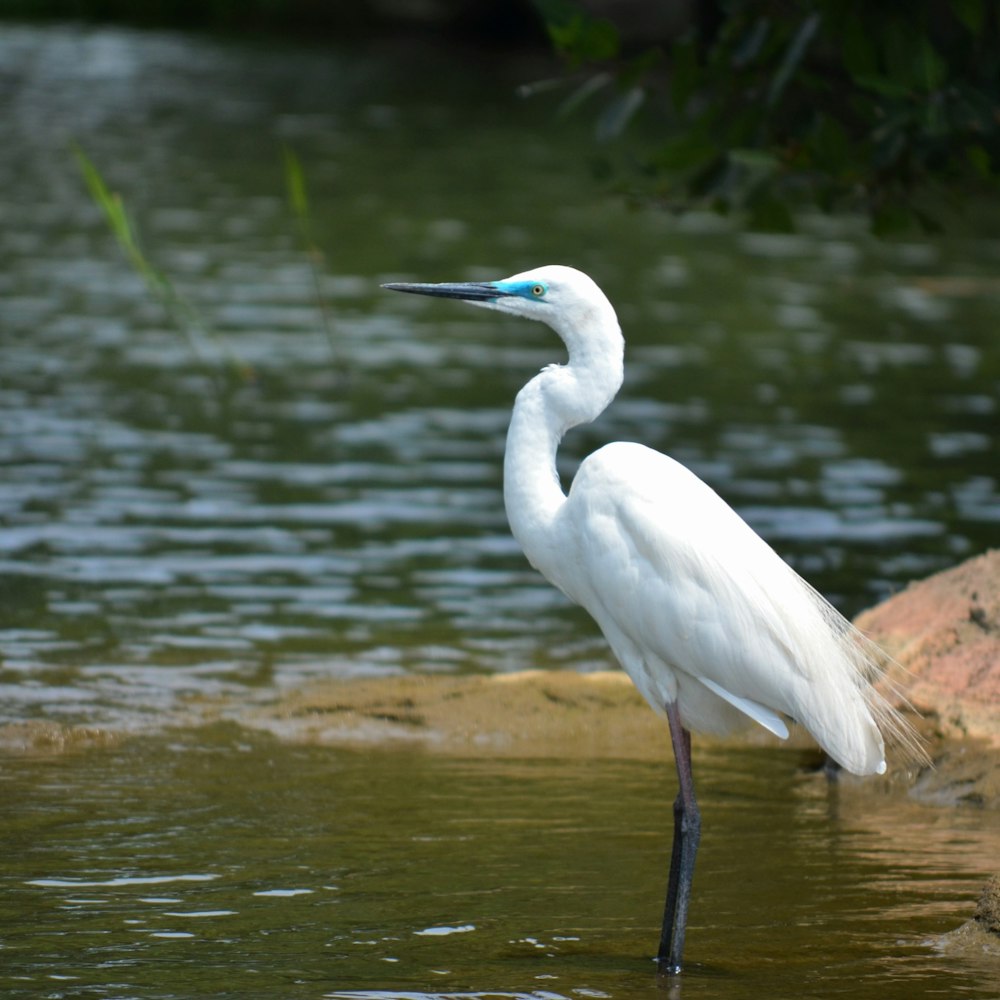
top-left (560, 442), bottom-right (871, 741)
top-left (698, 676), bottom-right (790, 739)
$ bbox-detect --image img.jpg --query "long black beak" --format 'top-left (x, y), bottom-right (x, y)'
top-left (381, 280), bottom-right (509, 302)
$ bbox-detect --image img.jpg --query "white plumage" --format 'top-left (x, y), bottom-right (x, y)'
top-left (552, 441), bottom-right (889, 772)
top-left (383, 263), bottom-right (923, 974)
top-left (490, 265), bottom-right (913, 775)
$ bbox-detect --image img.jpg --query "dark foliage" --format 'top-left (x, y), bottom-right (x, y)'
top-left (534, 0), bottom-right (1000, 233)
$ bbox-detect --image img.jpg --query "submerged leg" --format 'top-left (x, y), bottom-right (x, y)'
top-left (656, 700), bottom-right (701, 976)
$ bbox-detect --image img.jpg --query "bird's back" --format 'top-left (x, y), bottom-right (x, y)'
top-left (540, 441), bottom-right (911, 775)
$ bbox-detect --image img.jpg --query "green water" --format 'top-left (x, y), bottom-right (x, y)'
top-left (1, 21), bottom-right (999, 999)
top-left (2, 729), bottom-right (999, 999)
top-left (1, 24), bottom-right (998, 727)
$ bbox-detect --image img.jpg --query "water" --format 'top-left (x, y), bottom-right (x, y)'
top-left (1, 22), bottom-right (999, 999)
top-left (1, 24), bottom-right (998, 730)
top-left (2, 729), bottom-right (999, 999)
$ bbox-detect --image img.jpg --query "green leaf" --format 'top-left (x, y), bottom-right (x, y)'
top-left (533, 0), bottom-right (619, 64)
top-left (283, 146), bottom-right (309, 222)
top-left (883, 22), bottom-right (945, 92)
top-left (952, 0), bottom-right (985, 34)
top-left (73, 144), bottom-right (141, 260)
top-left (576, 16), bottom-right (619, 62)
top-left (965, 144), bottom-right (992, 178)
top-left (914, 36), bottom-right (946, 91)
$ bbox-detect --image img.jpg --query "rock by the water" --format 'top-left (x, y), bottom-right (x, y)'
top-left (856, 549), bottom-right (1000, 748)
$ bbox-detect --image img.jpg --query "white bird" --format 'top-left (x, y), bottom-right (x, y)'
top-left (383, 264), bottom-right (924, 974)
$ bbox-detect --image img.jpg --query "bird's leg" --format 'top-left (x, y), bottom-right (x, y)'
top-left (656, 700), bottom-right (701, 976)
top-left (659, 728), bottom-right (687, 959)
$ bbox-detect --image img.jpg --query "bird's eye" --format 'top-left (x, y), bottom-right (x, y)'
top-left (532, 284), bottom-right (545, 297)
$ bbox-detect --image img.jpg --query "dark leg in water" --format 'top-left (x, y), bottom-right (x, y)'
top-left (656, 700), bottom-right (701, 975)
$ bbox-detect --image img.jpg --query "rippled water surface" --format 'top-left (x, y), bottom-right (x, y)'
top-left (4, 729), bottom-right (1000, 1000)
top-left (1, 22), bottom-right (999, 1000)
top-left (1, 24), bottom-right (998, 729)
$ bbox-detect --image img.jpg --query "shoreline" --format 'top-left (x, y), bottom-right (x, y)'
top-left (2, 550), bottom-right (997, 809)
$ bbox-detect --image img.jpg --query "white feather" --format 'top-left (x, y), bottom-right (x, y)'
top-left (386, 264), bottom-right (926, 777)
top-left (698, 676), bottom-right (790, 740)
top-left (493, 266), bottom-right (923, 777)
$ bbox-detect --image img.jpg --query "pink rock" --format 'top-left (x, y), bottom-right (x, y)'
top-left (856, 550), bottom-right (1000, 747)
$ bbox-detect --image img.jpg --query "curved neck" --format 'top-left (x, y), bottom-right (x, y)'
top-left (503, 315), bottom-right (624, 559)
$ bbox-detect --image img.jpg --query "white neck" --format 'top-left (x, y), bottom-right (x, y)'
top-left (502, 304), bottom-right (624, 564)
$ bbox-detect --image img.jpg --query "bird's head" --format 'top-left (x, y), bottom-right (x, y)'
top-left (383, 264), bottom-right (618, 344)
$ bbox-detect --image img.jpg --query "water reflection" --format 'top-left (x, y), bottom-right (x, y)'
top-left (0, 24), bottom-right (998, 734)
top-left (3, 732), bottom-right (998, 999)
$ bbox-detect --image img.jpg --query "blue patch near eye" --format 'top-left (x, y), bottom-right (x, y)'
top-left (495, 279), bottom-right (548, 301)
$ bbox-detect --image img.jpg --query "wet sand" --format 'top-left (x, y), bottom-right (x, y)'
top-left (3, 552), bottom-right (998, 811)
top-left (3, 664), bottom-right (996, 809)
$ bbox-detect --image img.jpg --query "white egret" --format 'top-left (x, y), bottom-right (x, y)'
top-left (383, 264), bottom-right (923, 974)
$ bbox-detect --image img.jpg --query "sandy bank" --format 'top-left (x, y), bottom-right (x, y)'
top-left (2, 551), bottom-right (997, 808)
